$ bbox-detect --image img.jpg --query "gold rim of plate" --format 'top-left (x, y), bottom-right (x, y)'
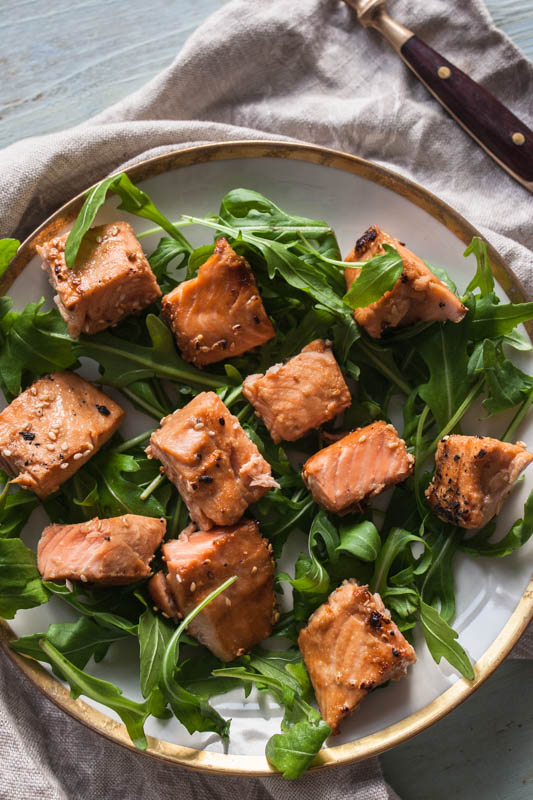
top-left (1, 140), bottom-right (533, 776)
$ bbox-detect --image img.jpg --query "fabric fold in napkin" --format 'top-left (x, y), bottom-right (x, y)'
top-left (0, 0), bottom-right (532, 797)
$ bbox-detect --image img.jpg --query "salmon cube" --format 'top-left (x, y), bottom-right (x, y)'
top-left (426, 434), bottom-right (533, 529)
top-left (37, 222), bottom-right (161, 338)
top-left (37, 514), bottom-right (165, 586)
top-left (298, 580), bottom-right (416, 733)
top-left (161, 237), bottom-right (274, 366)
top-left (344, 225), bottom-right (467, 338)
top-left (149, 520), bottom-right (275, 661)
top-left (0, 372), bottom-right (124, 499)
top-left (146, 391), bottom-right (278, 529)
top-left (302, 421), bottom-right (414, 514)
top-left (242, 339), bottom-right (352, 443)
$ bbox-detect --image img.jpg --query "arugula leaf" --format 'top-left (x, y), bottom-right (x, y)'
top-left (148, 237), bottom-right (189, 292)
top-left (65, 172), bottom-right (191, 267)
top-left (277, 510), bottom-right (332, 600)
top-left (75, 314), bottom-right (224, 391)
top-left (0, 483), bottom-right (39, 538)
top-left (426, 262), bottom-right (458, 295)
top-left (43, 581), bottom-right (139, 636)
top-left (40, 639), bottom-right (156, 748)
top-left (219, 188), bottom-right (333, 240)
top-left (138, 607), bottom-right (174, 698)
top-left (471, 295), bottom-right (533, 341)
top-left (0, 300), bottom-right (76, 399)
top-left (503, 329), bottom-right (533, 352)
top-left (418, 314), bottom-right (472, 430)
top-left (343, 245), bottom-right (403, 309)
top-left (214, 663), bottom-right (330, 779)
top-left (464, 237), bottom-right (494, 297)
top-left (419, 598), bottom-right (474, 680)
top-left (11, 616), bottom-right (129, 670)
top-left (160, 577), bottom-right (236, 739)
top-left (420, 529), bottom-right (462, 623)
top-left (371, 528), bottom-right (429, 595)
top-left (0, 537), bottom-right (50, 618)
top-left (0, 238), bottom-right (20, 278)
top-left (481, 338), bottom-right (533, 414)
top-left (461, 489), bottom-right (533, 557)
top-left (337, 520), bottom-right (381, 562)
top-left (88, 452), bottom-right (168, 518)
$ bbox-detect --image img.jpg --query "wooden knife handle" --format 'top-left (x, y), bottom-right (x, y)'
top-left (399, 36), bottom-right (533, 189)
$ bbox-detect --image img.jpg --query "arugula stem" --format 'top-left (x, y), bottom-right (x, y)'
top-left (502, 386), bottom-right (533, 442)
top-left (168, 496), bottom-right (184, 539)
top-left (236, 404), bottom-right (253, 423)
top-left (140, 473), bottom-right (166, 501)
top-left (150, 378), bottom-right (172, 415)
top-left (0, 480), bottom-right (10, 514)
top-left (224, 385), bottom-right (243, 408)
top-left (83, 340), bottom-right (225, 390)
top-left (138, 221), bottom-right (332, 240)
top-left (414, 405), bottom-right (431, 517)
top-left (121, 387), bottom-right (165, 420)
top-left (356, 341), bottom-right (412, 396)
top-left (137, 221), bottom-right (196, 238)
top-left (421, 376), bottom-right (485, 461)
top-left (114, 429), bottom-right (155, 453)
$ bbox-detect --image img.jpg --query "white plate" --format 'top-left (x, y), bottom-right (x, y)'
top-left (3, 142), bottom-right (533, 773)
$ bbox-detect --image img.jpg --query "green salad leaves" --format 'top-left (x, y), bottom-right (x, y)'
top-left (2, 180), bottom-right (533, 779)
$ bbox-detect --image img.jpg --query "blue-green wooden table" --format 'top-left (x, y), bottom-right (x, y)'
top-left (2, 1), bottom-right (533, 797)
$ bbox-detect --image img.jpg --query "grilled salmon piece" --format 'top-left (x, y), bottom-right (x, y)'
top-left (148, 520), bottom-right (276, 661)
top-left (161, 237), bottom-right (274, 366)
top-left (146, 391), bottom-right (278, 529)
top-left (298, 580), bottom-right (416, 733)
top-left (37, 514), bottom-right (165, 586)
top-left (302, 420), bottom-right (414, 514)
top-left (426, 434), bottom-right (533, 529)
top-left (0, 372), bottom-right (124, 499)
top-left (37, 222), bottom-right (161, 338)
top-left (344, 225), bottom-right (467, 338)
top-left (242, 339), bottom-right (352, 443)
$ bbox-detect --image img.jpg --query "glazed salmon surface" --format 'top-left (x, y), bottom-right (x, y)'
top-left (298, 580), bottom-right (416, 733)
top-left (242, 339), bottom-right (352, 443)
top-left (426, 435), bottom-right (533, 529)
top-left (0, 372), bottom-right (124, 499)
top-left (37, 222), bottom-right (161, 338)
top-left (344, 225), bottom-right (467, 338)
top-left (302, 420), bottom-right (414, 514)
top-left (37, 514), bottom-right (166, 586)
top-left (146, 391), bottom-right (278, 529)
top-left (149, 520), bottom-right (276, 661)
top-left (161, 237), bottom-right (274, 366)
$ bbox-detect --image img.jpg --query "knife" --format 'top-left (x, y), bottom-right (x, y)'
top-left (343, 0), bottom-right (533, 193)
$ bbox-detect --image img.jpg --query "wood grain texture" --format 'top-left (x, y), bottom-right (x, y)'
top-left (1, 1), bottom-right (533, 798)
top-left (400, 35), bottom-right (533, 182)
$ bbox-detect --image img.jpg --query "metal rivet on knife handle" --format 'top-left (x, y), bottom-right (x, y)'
top-left (343, 0), bottom-right (533, 193)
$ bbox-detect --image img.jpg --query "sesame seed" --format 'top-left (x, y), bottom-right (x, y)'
top-left (83, 449), bottom-right (91, 456)
top-left (30, 387), bottom-right (37, 396)
top-left (251, 566), bottom-right (258, 575)
top-left (162, 612), bottom-right (170, 619)
top-left (194, 422), bottom-right (204, 430)
top-left (232, 324), bottom-right (241, 331)
top-left (152, 605), bottom-right (158, 612)
top-left (3, 449), bottom-right (12, 457)
top-left (388, 441), bottom-right (399, 449)
top-left (358, 435), bottom-right (367, 443)
top-left (111, 226), bottom-right (119, 236)
top-left (122, 517), bottom-right (129, 527)
top-left (96, 235), bottom-right (102, 243)
top-left (80, 574), bottom-right (88, 583)
top-left (73, 452), bottom-right (84, 460)
top-left (48, 431), bottom-right (57, 441)
top-left (46, 444), bottom-right (55, 451)
top-left (225, 597), bottom-right (232, 607)
top-left (61, 442), bottom-right (68, 450)
top-left (176, 574), bottom-right (182, 582)
top-left (60, 462), bottom-right (70, 469)
top-left (190, 582), bottom-right (196, 592)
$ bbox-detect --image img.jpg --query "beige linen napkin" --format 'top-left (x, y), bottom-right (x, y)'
top-left (0, 0), bottom-right (532, 797)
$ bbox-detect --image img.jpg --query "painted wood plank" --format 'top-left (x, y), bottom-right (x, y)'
top-left (381, 660), bottom-right (533, 800)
